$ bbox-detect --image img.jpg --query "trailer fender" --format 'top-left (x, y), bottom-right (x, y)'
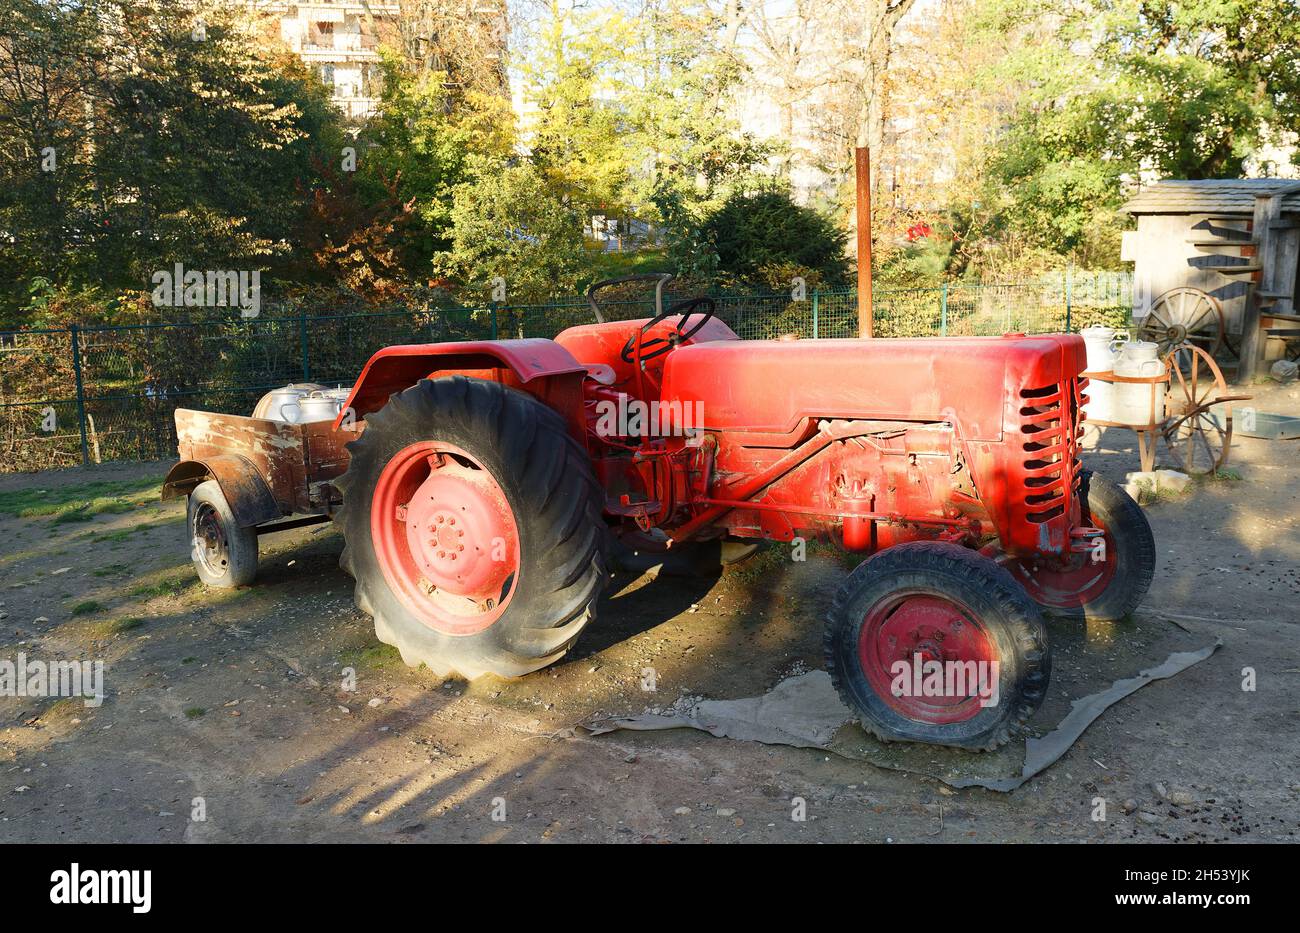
top-left (335, 339), bottom-right (588, 428)
top-left (162, 455), bottom-right (282, 528)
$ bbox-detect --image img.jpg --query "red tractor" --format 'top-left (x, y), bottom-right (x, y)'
top-left (164, 274), bottom-right (1154, 750)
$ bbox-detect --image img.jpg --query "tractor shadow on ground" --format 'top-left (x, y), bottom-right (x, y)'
top-left (575, 568), bottom-right (721, 657)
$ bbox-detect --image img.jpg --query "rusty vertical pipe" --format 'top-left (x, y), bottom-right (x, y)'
top-left (855, 145), bottom-right (873, 338)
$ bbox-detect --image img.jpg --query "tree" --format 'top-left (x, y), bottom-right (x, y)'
top-left (518, 0), bottom-right (637, 217)
top-left (394, 0), bottom-right (509, 97)
top-left (0, 0), bottom-right (106, 306)
top-left (0, 0), bottom-right (352, 317)
top-left (975, 0), bottom-right (1300, 263)
top-left (354, 53), bottom-right (512, 277)
top-left (621, 0), bottom-right (771, 210)
top-left (433, 158), bottom-right (590, 303)
top-left (701, 187), bottom-right (849, 285)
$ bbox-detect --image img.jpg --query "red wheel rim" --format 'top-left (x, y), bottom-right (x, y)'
top-left (858, 592), bottom-right (998, 724)
top-left (370, 442), bottom-right (520, 636)
top-left (1007, 518), bottom-right (1115, 610)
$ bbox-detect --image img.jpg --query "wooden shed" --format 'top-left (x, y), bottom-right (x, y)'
top-left (1122, 178), bottom-right (1300, 378)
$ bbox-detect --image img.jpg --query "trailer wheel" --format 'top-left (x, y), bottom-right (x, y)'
top-left (825, 542), bottom-right (1049, 751)
top-left (1002, 471), bottom-right (1155, 621)
top-left (188, 480), bottom-right (258, 588)
top-left (334, 377), bottom-right (607, 680)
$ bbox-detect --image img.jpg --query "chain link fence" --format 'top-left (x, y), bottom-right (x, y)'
top-left (0, 272), bottom-right (1132, 473)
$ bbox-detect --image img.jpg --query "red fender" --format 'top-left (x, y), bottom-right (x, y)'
top-left (335, 339), bottom-right (588, 432)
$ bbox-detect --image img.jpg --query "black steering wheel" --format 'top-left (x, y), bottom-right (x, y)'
top-left (620, 295), bottom-right (717, 363)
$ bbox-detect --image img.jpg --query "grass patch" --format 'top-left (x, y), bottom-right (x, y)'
top-left (725, 538), bottom-right (861, 585)
top-left (340, 643), bottom-right (402, 671)
top-left (95, 499), bottom-right (143, 515)
top-left (51, 508), bottom-right (96, 525)
top-left (806, 538), bottom-right (864, 571)
top-left (184, 706), bottom-right (206, 719)
top-left (84, 616), bottom-right (145, 638)
top-left (84, 521), bottom-right (164, 543)
top-left (724, 543), bottom-right (787, 585)
top-left (70, 599), bottom-right (105, 616)
top-left (0, 476), bottom-right (161, 521)
top-left (181, 656), bottom-right (198, 665)
top-left (92, 563), bottom-right (131, 577)
top-left (37, 697), bottom-right (86, 724)
top-left (130, 571), bottom-right (196, 600)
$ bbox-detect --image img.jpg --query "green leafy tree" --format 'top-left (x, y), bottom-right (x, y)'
top-left (0, 0), bottom-right (105, 310)
top-left (701, 188), bottom-right (849, 286)
top-left (0, 0), bottom-right (351, 320)
top-left (972, 0), bottom-right (1300, 264)
top-left (354, 54), bottom-right (512, 276)
top-left (434, 158), bottom-right (590, 303)
top-left (520, 1), bottom-right (635, 216)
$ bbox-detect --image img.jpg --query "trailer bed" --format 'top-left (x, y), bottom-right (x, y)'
top-left (162, 409), bottom-right (356, 524)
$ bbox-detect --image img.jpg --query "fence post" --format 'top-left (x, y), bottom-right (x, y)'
top-left (490, 304), bottom-right (499, 341)
top-left (940, 283), bottom-right (949, 337)
top-left (811, 289), bottom-right (819, 339)
top-left (1065, 266), bottom-right (1073, 332)
top-left (299, 310), bottom-right (311, 381)
top-left (69, 324), bottom-right (90, 465)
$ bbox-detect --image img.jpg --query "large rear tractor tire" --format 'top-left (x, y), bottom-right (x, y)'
top-left (1002, 470), bottom-right (1155, 622)
top-left (825, 542), bottom-right (1050, 751)
top-left (334, 376), bottom-right (607, 679)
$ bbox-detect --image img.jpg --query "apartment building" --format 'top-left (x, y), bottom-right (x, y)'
top-left (249, 1), bottom-right (400, 120)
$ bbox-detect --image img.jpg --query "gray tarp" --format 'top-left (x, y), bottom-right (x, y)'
top-left (585, 641), bottom-right (1220, 791)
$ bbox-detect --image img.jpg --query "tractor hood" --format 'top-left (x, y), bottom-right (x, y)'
top-left (660, 334), bottom-right (1087, 441)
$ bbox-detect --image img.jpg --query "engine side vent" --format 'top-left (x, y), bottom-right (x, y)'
top-left (1018, 380), bottom-right (1077, 523)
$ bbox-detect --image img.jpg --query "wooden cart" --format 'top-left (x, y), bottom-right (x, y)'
top-left (1082, 343), bottom-right (1252, 474)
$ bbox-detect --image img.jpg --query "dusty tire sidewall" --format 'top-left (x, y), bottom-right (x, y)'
top-left (187, 480), bottom-right (257, 588)
top-left (345, 386), bottom-right (572, 667)
top-left (1072, 470), bottom-right (1156, 621)
top-left (830, 557), bottom-right (1033, 747)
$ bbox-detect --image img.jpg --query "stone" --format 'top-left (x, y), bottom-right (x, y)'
top-left (1153, 470), bottom-right (1191, 494)
top-left (1270, 359), bottom-right (1298, 383)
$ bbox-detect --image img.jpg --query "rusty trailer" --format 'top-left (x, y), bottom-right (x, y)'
top-left (162, 408), bottom-right (356, 545)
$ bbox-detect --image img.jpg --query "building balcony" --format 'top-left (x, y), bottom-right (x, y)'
top-left (333, 95), bottom-right (382, 121)
top-left (255, 2), bottom-right (401, 15)
top-left (299, 36), bottom-right (381, 62)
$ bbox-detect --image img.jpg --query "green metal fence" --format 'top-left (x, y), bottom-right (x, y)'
top-left (0, 272), bottom-right (1132, 473)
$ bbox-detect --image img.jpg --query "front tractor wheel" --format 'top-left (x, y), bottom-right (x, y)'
top-left (335, 377), bottom-right (607, 679)
top-left (1002, 470), bottom-right (1155, 622)
top-left (825, 542), bottom-right (1050, 751)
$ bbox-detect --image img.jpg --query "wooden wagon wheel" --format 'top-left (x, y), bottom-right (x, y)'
top-left (1140, 288), bottom-right (1225, 359)
top-left (1160, 344), bottom-right (1232, 475)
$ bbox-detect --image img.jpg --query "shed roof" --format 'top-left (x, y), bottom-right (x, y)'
top-left (1123, 178), bottom-right (1300, 215)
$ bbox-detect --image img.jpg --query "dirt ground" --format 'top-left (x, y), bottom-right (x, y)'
top-left (1, 382), bottom-right (1298, 844)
